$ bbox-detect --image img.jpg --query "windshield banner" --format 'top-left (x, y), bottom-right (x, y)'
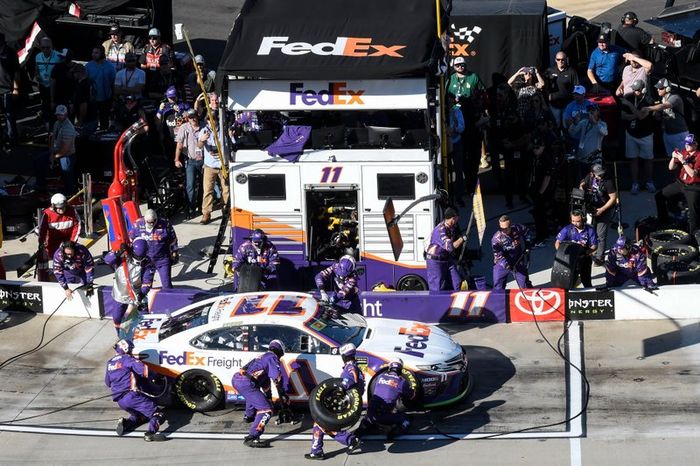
top-left (227, 79), bottom-right (428, 111)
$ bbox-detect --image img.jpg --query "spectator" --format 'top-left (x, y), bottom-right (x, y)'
top-left (85, 46), bottom-right (116, 130)
top-left (187, 55), bottom-right (216, 94)
top-left (114, 53), bottom-right (145, 99)
top-left (544, 52), bottom-right (579, 130)
top-left (507, 66), bottom-right (545, 124)
top-left (0, 32), bottom-right (20, 147)
top-left (620, 79), bottom-right (656, 193)
top-left (201, 96), bottom-right (228, 224)
top-left (656, 134), bottom-right (700, 234)
top-left (615, 52), bottom-right (652, 97)
top-left (145, 54), bottom-right (177, 99)
top-left (616, 11), bottom-right (653, 56)
top-left (102, 24), bottom-right (134, 71)
top-left (35, 37), bottom-right (62, 127)
top-left (50, 49), bottom-right (78, 112)
top-left (175, 108), bottom-right (205, 218)
top-left (529, 137), bottom-right (555, 244)
top-left (116, 95), bottom-right (145, 131)
top-left (568, 104), bottom-right (608, 177)
top-left (72, 64), bottom-right (98, 135)
top-left (140, 28), bottom-right (175, 92)
top-left (563, 85), bottom-right (593, 130)
top-left (447, 57), bottom-right (484, 99)
top-left (446, 93), bottom-right (465, 205)
top-left (587, 34), bottom-right (624, 94)
top-left (487, 83), bottom-right (523, 208)
top-left (51, 105), bottom-right (77, 194)
top-left (642, 78), bottom-right (689, 156)
top-left (555, 210), bottom-right (598, 288)
top-left (579, 164), bottom-right (618, 266)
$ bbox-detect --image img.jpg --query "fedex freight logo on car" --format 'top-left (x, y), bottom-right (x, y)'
top-left (159, 351), bottom-right (243, 370)
top-left (509, 289), bottom-right (565, 322)
top-left (258, 36), bottom-right (406, 57)
top-left (394, 323), bottom-right (432, 358)
top-left (290, 82), bottom-right (365, 106)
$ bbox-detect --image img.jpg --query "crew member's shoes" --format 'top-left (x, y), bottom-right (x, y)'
top-left (199, 213), bottom-right (211, 225)
top-left (645, 181), bottom-right (657, 194)
top-left (630, 183), bottom-right (640, 195)
top-left (386, 426), bottom-right (405, 441)
top-left (144, 432), bottom-right (166, 442)
top-left (304, 452), bottom-right (326, 460)
top-left (116, 418), bottom-right (127, 436)
top-left (243, 414), bottom-right (255, 423)
top-left (243, 435), bottom-right (270, 448)
top-left (348, 436), bottom-right (361, 453)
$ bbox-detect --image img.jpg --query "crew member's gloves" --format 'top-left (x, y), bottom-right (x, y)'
top-left (320, 290), bottom-right (329, 302)
top-left (84, 283), bottom-right (94, 298)
top-left (170, 251), bottom-right (179, 264)
top-left (138, 292), bottom-right (149, 309)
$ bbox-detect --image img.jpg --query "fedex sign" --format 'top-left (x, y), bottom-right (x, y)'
top-left (258, 36), bottom-right (406, 57)
top-left (290, 82), bottom-right (365, 106)
top-left (159, 350), bottom-right (205, 366)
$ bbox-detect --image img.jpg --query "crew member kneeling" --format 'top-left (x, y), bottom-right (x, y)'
top-left (52, 240), bottom-right (95, 300)
top-left (232, 229), bottom-right (280, 291)
top-left (315, 255), bottom-right (361, 314)
top-left (605, 236), bottom-right (656, 289)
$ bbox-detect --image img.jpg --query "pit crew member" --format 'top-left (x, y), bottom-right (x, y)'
top-left (105, 339), bottom-right (165, 442)
top-left (128, 209), bottom-right (178, 289)
top-left (605, 236), bottom-right (656, 289)
top-left (425, 207), bottom-right (466, 291)
top-left (491, 215), bottom-right (533, 289)
top-left (315, 254), bottom-right (360, 314)
top-left (38, 193), bottom-right (81, 281)
top-left (52, 240), bottom-right (95, 300)
top-left (555, 210), bottom-right (598, 288)
top-left (232, 229), bottom-right (280, 291)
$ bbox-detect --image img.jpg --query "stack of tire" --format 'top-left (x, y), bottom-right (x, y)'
top-left (648, 229), bottom-right (700, 285)
top-left (551, 241), bottom-right (584, 289)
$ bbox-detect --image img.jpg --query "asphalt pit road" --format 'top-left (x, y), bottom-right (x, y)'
top-left (0, 309), bottom-right (35, 330)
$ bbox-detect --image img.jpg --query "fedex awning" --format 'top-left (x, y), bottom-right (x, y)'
top-left (217, 0), bottom-right (448, 81)
top-left (227, 79), bottom-right (428, 111)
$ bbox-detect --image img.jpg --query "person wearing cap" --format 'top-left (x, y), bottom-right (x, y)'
top-left (563, 85), bottom-right (593, 129)
top-left (642, 79), bottom-right (689, 156)
top-left (102, 24), bottom-right (134, 71)
top-left (156, 86), bottom-right (189, 154)
top-left (86, 46), bottom-right (116, 130)
top-left (51, 104), bottom-right (78, 194)
top-left (114, 52), bottom-right (145, 99)
top-left (187, 55), bottom-right (216, 95)
top-left (507, 65), bottom-right (546, 131)
top-left (491, 215), bottom-right (533, 289)
top-left (616, 52), bottom-right (652, 98)
top-left (448, 56), bottom-right (484, 100)
top-left (175, 108), bottom-right (206, 218)
top-left (616, 11), bottom-right (653, 56)
top-left (604, 236), bottom-right (656, 289)
top-left (128, 209), bottom-right (179, 289)
top-left (579, 164), bottom-right (618, 266)
top-left (568, 103), bottom-right (608, 177)
top-left (544, 51), bottom-right (579, 129)
top-left (306, 343), bottom-right (363, 460)
top-left (425, 207), bottom-right (467, 291)
top-left (140, 28), bottom-right (175, 87)
top-left (233, 339), bottom-right (289, 448)
top-left (620, 79), bottom-right (657, 194)
top-left (656, 134), bottom-right (700, 234)
top-left (116, 94), bottom-right (146, 131)
top-left (555, 210), bottom-right (598, 288)
top-left (587, 33), bottom-right (624, 94)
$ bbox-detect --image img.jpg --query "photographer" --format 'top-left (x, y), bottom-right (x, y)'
top-left (579, 164), bottom-right (617, 266)
top-left (568, 103), bottom-right (608, 179)
top-left (555, 210), bottom-right (598, 288)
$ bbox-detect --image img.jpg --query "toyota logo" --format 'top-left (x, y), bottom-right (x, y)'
top-left (514, 290), bottom-right (562, 316)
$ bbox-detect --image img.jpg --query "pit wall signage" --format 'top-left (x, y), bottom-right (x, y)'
top-left (227, 79), bottom-right (428, 111)
top-left (565, 291), bottom-right (615, 320)
top-left (0, 282), bottom-right (43, 313)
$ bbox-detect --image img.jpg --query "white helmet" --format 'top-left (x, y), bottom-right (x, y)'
top-left (144, 209), bottom-right (158, 223)
top-left (148, 28), bottom-right (161, 37)
top-left (51, 193), bottom-right (67, 208)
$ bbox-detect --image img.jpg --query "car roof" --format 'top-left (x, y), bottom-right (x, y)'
top-left (205, 292), bottom-right (319, 327)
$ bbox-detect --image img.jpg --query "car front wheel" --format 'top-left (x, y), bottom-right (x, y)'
top-left (175, 369), bottom-right (224, 412)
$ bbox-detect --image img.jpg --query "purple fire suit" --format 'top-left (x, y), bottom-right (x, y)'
top-left (232, 351), bottom-right (287, 439)
top-left (104, 251), bottom-right (155, 335)
top-left (232, 240), bottom-right (280, 291)
top-left (314, 265), bottom-right (360, 313)
top-left (311, 360), bottom-right (365, 455)
top-left (104, 353), bottom-right (162, 435)
top-left (605, 245), bottom-right (655, 288)
top-left (52, 244), bottom-right (94, 289)
top-left (425, 220), bottom-right (463, 291)
top-left (359, 370), bottom-right (414, 434)
top-left (491, 224), bottom-right (532, 289)
top-left (555, 224), bottom-right (598, 288)
top-left (128, 218), bottom-right (178, 289)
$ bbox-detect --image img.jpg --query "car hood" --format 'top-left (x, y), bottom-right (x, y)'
top-left (359, 319), bottom-right (462, 366)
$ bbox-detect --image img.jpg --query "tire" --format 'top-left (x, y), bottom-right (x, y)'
top-left (651, 244), bottom-right (698, 274)
top-left (368, 368), bottom-right (423, 410)
top-left (648, 229), bottom-right (691, 249)
top-left (551, 241), bottom-right (583, 289)
top-left (175, 369), bottom-right (224, 412)
top-left (396, 274), bottom-right (428, 291)
top-left (309, 378), bottom-right (363, 431)
top-left (236, 263), bottom-right (264, 292)
top-left (657, 260), bottom-right (700, 285)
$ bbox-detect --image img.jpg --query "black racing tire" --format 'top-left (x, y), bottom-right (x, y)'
top-left (648, 229), bottom-right (691, 249)
top-left (368, 368), bottom-right (423, 411)
top-left (657, 260), bottom-right (700, 285)
top-left (396, 274), bottom-right (428, 291)
top-left (175, 369), bottom-right (224, 412)
top-left (236, 263), bottom-right (264, 292)
top-left (551, 241), bottom-right (583, 290)
top-left (309, 378), bottom-right (363, 432)
top-left (651, 244), bottom-right (698, 274)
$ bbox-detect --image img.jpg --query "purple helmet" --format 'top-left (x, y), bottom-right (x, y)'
top-left (334, 255), bottom-right (356, 278)
top-left (616, 236), bottom-right (631, 250)
top-left (251, 229), bottom-right (266, 247)
top-left (388, 357), bottom-right (403, 373)
top-left (165, 86), bottom-right (177, 99)
top-left (132, 239), bottom-right (148, 260)
top-left (114, 339), bottom-right (134, 355)
top-left (268, 339), bottom-right (285, 357)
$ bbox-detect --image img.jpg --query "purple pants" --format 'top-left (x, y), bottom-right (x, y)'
top-left (426, 259), bottom-right (462, 291)
top-left (311, 423), bottom-right (355, 455)
top-left (334, 296), bottom-right (361, 314)
top-left (605, 268), bottom-right (654, 288)
top-left (152, 257), bottom-right (172, 289)
top-left (361, 398), bottom-right (409, 431)
top-left (60, 270), bottom-right (88, 284)
top-left (493, 262), bottom-right (532, 289)
top-left (117, 391), bottom-right (162, 433)
top-left (233, 374), bottom-right (273, 438)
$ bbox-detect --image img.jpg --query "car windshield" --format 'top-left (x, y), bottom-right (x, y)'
top-left (159, 302), bottom-right (213, 340)
top-left (305, 310), bottom-right (367, 347)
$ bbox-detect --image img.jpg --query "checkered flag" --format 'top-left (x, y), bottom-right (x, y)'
top-left (451, 24), bottom-right (482, 43)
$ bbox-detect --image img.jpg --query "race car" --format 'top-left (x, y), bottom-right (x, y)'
top-left (131, 291), bottom-right (472, 411)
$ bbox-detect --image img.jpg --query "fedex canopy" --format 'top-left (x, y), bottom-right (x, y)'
top-left (227, 79), bottom-right (428, 111)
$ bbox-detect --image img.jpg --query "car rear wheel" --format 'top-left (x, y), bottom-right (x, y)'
top-left (175, 369), bottom-right (224, 412)
top-left (309, 378), bottom-right (362, 432)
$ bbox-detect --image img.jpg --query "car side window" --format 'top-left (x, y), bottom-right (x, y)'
top-left (191, 326), bottom-right (248, 351)
top-left (250, 325), bottom-right (330, 355)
